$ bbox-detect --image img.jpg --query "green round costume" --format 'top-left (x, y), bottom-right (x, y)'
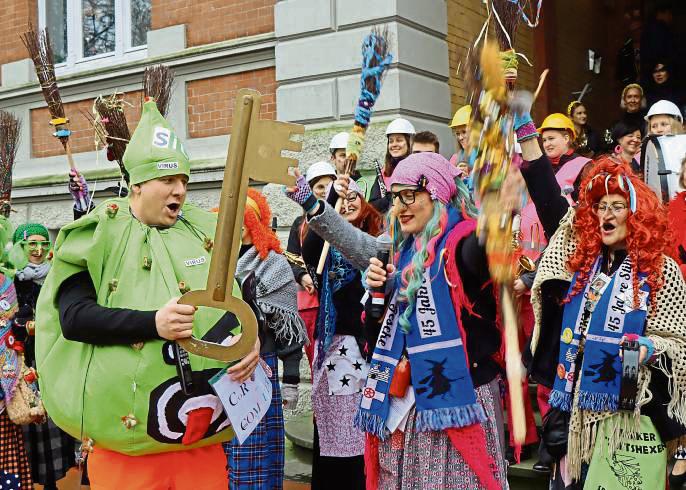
top-left (35, 100), bottom-right (241, 455)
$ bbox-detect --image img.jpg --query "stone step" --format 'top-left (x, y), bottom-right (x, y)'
top-left (285, 412), bottom-right (315, 450)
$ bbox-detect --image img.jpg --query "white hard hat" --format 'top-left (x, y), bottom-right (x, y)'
top-left (385, 118), bottom-right (416, 136)
top-left (329, 132), bottom-right (349, 151)
top-left (306, 161), bottom-right (337, 183)
top-left (645, 99), bottom-right (683, 123)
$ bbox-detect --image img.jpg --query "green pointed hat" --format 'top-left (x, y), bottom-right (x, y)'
top-left (123, 99), bottom-right (191, 185)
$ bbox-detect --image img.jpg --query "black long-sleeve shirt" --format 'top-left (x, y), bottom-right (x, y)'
top-left (58, 271), bottom-right (160, 345)
top-left (57, 271), bottom-right (239, 346)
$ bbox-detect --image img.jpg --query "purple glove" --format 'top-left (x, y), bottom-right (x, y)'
top-left (284, 174), bottom-right (318, 212)
top-left (69, 169), bottom-right (89, 211)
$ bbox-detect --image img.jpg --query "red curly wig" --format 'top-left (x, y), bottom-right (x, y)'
top-left (244, 188), bottom-right (282, 259)
top-left (568, 157), bottom-right (673, 307)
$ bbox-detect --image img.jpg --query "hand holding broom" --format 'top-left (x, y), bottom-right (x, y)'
top-left (315, 27), bottom-right (393, 274)
top-left (21, 26), bottom-right (87, 211)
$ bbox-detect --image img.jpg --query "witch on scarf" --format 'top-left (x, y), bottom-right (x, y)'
top-left (513, 96), bottom-right (686, 489)
top-left (286, 152), bottom-right (507, 489)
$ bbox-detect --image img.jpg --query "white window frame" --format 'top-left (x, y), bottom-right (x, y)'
top-left (38, 0), bottom-right (149, 76)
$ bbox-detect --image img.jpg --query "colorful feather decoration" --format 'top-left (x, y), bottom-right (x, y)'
top-left (316, 27), bottom-right (393, 274)
top-left (344, 27), bottom-right (393, 174)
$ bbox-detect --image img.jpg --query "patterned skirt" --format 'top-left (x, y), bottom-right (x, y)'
top-left (23, 416), bottom-right (78, 485)
top-left (223, 352), bottom-right (284, 490)
top-left (0, 410), bottom-right (33, 489)
top-left (311, 335), bottom-right (366, 457)
top-left (377, 377), bottom-right (509, 490)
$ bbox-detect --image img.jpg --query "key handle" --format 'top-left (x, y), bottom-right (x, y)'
top-left (177, 292), bottom-right (258, 362)
top-left (178, 88), bottom-right (303, 361)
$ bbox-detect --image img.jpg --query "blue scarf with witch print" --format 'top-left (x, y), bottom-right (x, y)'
top-left (354, 207), bottom-right (485, 439)
top-left (549, 255), bottom-right (649, 413)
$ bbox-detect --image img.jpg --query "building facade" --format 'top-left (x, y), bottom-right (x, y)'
top-left (0, 0), bottom-right (644, 234)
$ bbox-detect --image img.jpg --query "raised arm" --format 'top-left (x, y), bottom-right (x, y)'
top-left (286, 173), bottom-right (376, 271)
top-left (519, 138), bottom-right (570, 239)
top-left (512, 90), bottom-right (571, 239)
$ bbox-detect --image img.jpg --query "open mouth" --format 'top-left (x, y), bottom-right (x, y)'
top-left (166, 203), bottom-right (181, 213)
top-left (601, 222), bottom-right (616, 232)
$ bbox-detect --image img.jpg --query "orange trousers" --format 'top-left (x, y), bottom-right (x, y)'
top-left (88, 443), bottom-right (228, 490)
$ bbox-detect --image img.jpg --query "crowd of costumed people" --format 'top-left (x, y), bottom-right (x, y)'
top-left (3, 7), bottom-right (686, 490)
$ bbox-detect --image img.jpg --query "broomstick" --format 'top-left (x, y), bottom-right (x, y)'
top-left (0, 111), bottom-right (21, 218)
top-left (21, 26), bottom-right (86, 210)
top-left (143, 64), bottom-right (175, 118)
top-left (466, 41), bottom-right (528, 446)
top-left (491, 0), bottom-right (547, 448)
top-left (93, 94), bottom-right (131, 183)
top-left (316, 27), bottom-right (393, 274)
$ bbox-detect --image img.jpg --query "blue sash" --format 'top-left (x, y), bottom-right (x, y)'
top-left (549, 256), bottom-right (649, 413)
top-left (354, 207), bottom-right (485, 438)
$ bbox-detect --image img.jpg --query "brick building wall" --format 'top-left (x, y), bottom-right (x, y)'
top-left (187, 67), bottom-right (276, 138)
top-left (151, 0), bottom-right (275, 47)
top-left (447, 0), bottom-right (536, 118)
top-left (0, 0), bottom-right (278, 157)
top-left (30, 91), bottom-right (143, 158)
top-left (0, 0), bottom-right (37, 83)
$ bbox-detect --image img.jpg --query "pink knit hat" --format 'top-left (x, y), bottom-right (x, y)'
top-left (388, 152), bottom-right (461, 204)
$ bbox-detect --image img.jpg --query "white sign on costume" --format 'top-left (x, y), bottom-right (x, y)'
top-left (210, 363), bottom-right (272, 444)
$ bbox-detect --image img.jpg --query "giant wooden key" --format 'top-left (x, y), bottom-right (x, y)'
top-left (178, 89), bottom-right (303, 361)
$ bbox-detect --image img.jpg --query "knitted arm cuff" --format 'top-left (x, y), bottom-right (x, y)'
top-left (303, 194), bottom-right (319, 215)
top-left (516, 121), bottom-right (539, 143)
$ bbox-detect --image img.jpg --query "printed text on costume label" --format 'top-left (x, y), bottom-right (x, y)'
top-left (184, 256), bottom-right (207, 267)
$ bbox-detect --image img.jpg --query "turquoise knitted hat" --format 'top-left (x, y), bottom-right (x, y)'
top-left (13, 223), bottom-right (49, 243)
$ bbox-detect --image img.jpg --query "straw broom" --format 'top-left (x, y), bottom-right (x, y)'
top-left (316, 27), bottom-right (393, 274)
top-left (21, 25), bottom-right (86, 209)
top-left (0, 111), bottom-right (21, 218)
top-left (143, 64), bottom-right (175, 118)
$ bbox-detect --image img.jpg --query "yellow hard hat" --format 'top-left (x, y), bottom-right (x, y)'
top-left (450, 105), bottom-right (472, 128)
top-left (537, 113), bottom-right (576, 140)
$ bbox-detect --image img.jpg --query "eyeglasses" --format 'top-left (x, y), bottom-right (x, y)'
top-left (390, 188), bottom-right (422, 206)
top-left (592, 202), bottom-right (628, 216)
top-left (344, 191), bottom-right (359, 202)
top-left (26, 240), bottom-right (50, 250)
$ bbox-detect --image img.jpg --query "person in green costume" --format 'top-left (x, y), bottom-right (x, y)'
top-left (35, 99), bottom-right (259, 490)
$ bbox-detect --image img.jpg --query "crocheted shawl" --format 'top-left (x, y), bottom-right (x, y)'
top-left (236, 247), bottom-right (306, 346)
top-left (530, 208), bottom-right (686, 479)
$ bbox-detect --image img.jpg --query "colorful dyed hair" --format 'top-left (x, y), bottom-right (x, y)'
top-left (391, 176), bottom-right (477, 332)
top-left (244, 188), bottom-right (282, 259)
top-left (568, 157), bottom-right (672, 307)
